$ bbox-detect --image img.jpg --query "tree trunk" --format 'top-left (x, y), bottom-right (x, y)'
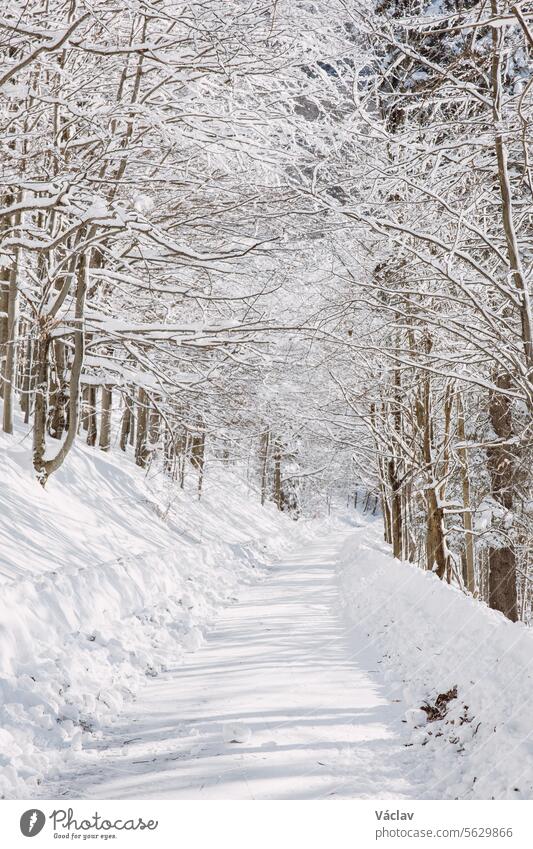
top-left (273, 440), bottom-right (282, 509)
top-left (32, 335), bottom-right (51, 477)
top-left (119, 393), bottom-right (132, 452)
top-left (419, 374), bottom-right (448, 579)
top-left (86, 385), bottom-right (98, 447)
top-left (135, 388), bottom-right (149, 467)
top-left (163, 423), bottom-right (175, 476)
top-left (0, 269), bottom-right (8, 401)
top-left (425, 489), bottom-right (447, 579)
top-left (193, 430), bottom-right (205, 498)
top-left (379, 461), bottom-right (392, 545)
top-left (21, 336), bottom-right (34, 424)
top-left (80, 386), bottom-right (90, 432)
top-left (491, 2), bottom-right (533, 386)
top-left (2, 241), bottom-right (20, 434)
top-left (388, 458), bottom-right (403, 559)
top-left (190, 416), bottom-right (205, 497)
top-left (148, 405), bottom-right (160, 453)
top-left (179, 432), bottom-right (188, 488)
top-left (33, 253), bottom-right (88, 484)
top-left (129, 403), bottom-right (136, 446)
top-left (49, 340), bottom-right (69, 440)
top-left (99, 385), bottom-right (112, 451)
top-left (487, 373), bottom-right (518, 621)
top-left (0, 193), bottom-right (17, 407)
top-left (260, 428), bottom-right (270, 505)
top-left (457, 393), bottom-right (476, 594)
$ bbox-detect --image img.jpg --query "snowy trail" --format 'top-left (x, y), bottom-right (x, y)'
top-left (44, 534), bottom-right (417, 800)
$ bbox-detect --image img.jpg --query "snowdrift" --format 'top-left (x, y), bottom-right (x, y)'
top-left (339, 520), bottom-right (533, 800)
top-left (0, 428), bottom-right (304, 798)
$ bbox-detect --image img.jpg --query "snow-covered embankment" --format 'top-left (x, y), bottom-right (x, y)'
top-left (0, 431), bottom-right (304, 798)
top-left (339, 520), bottom-right (533, 800)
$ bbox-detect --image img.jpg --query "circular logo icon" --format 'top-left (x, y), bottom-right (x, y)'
top-left (20, 810), bottom-right (46, 837)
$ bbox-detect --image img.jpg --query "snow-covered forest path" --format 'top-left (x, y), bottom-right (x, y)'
top-left (45, 534), bottom-right (417, 800)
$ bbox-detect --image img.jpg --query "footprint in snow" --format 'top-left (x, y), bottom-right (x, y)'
top-left (222, 723), bottom-right (252, 744)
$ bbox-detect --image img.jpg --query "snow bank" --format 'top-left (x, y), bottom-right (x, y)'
top-left (339, 519), bottom-right (533, 800)
top-left (0, 427), bottom-right (306, 798)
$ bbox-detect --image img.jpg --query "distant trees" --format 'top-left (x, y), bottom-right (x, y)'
top-left (304, 0), bottom-right (533, 621)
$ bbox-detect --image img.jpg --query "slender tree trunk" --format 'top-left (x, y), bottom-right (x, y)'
top-left (129, 404), bottom-right (136, 446)
top-left (194, 431), bottom-right (205, 498)
top-left (491, 2), bottom-right (533, 384)
top-left (379, 460), bottom-right (392, 544)
top-left (179, 432), bottom-right (188, 488)
top-left (0, 268), bottom-right (8, 401)
top-left (390, 355), bottom-right (404, 557)
top-left (382, 492), bottom-right (392, 544)
top-left (260, 428), bottom-right (270, 505)
top-left (2, 238), bottom-right (20, 434)
top-left (0, 190), bottom-right (17, 405)
top-left (99, 385), bottom-right (112, 451)
top-left (388, 457), bottom-right (403, 558)
top-left (86, 385), bottom-right (98, 447)
top-left (49, 341), bottom-right (69, 440)
top-left (487, 373), bottom-right (518, 621)
top-left (486, 1), bottom-right (523, 621)
top-left (80, 386), bottom-right (90, 432)
top-left (135, 387), bottom-right (149, 468)
top-left (21, 336), bottom-right (33, 424)
top-left (190, 416), bottom-right (205, 497)
top-left (32, 335), bottom-right (51, 476)
top-left (119, 393), bottom-right (132, 452)
top-left (420, 374), bottom-right (448, 579)
top-left (149, 405), bottom-right (160, 448)
top-left (457, 393), bottom-right (476, 594)
top-left (163, 423), bottom-right (175, 476)
top-left (273, 440), bottom-right (282, 509)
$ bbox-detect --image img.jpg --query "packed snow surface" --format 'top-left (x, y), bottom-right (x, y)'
top-left (40, 534), bottom-right (417, 800)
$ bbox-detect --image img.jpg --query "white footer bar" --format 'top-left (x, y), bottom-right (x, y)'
top-left (2, 799), bottom-right (530, 848)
